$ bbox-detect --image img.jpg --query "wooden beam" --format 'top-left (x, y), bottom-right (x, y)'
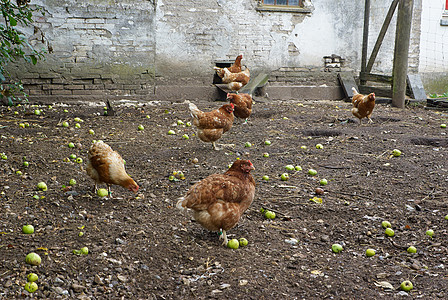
top-left (392, 0), bottom-right (414, 108)
top-left (366, 0), bottom-right (399, 74)
top-left (360, 0), bottom-right (371, 86)
top-left (359, 72), bottom-right (393, 84)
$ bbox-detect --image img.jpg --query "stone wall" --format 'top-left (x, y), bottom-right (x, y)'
top-left (7, 0), bottom-right (423, 103)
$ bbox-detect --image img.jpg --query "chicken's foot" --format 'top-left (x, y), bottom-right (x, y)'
top-left (219, 229), bottom-right (228, 246)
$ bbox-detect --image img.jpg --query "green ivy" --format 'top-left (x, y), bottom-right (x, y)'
top-left (0, 0), bottom-right (47, 105)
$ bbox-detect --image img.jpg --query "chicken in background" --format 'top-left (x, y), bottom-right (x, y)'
top-left (214, 54), bottom-right (243, 78)
top-left (188, 102), bottom-right (235, 150)
top-left (220, 67), bottom-right (250, 93)
top-left (86, 140), bottom-right (139, 198)
top-left (176, 159), bottom-right (256, 246)
top-left (351, 87), bottom-right (376, 125)
top-left (227, 92), bottom-right (253, 123)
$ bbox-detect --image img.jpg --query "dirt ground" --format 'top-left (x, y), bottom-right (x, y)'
top-left (0, 97), bottom-right (447, 299)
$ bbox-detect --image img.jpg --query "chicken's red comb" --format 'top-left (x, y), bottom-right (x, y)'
top-left (230, 103), bottom-right (234, 108)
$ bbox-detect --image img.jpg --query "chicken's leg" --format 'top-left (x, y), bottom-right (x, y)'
top-left (107, 184), bottom-right (113, 198)
top-left (219, 229), bottom-right (228, 246)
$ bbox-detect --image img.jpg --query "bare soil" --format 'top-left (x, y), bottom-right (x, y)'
top-left (1, 98), bottom-right (447, 299)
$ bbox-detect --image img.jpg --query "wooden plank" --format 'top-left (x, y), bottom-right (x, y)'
top-left (359, 72), bottom-right (392, 84)
top-left (360, 0), bottom-right (371, 86)
top-left (240, 73), bottom-right (269, 95)
top-left (337, 72), bottom-right (358, 101)
top-left (406, 74), bottom-right (427, 102)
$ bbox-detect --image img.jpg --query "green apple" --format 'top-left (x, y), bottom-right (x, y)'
top-left (75, 123), bottom-right (81, 128)
top-left (80, 247), bottom-right (88, 255)
top-left (146, 115), bottom-right (150, 119)
top-left (97, 188), bottom-right (108, 197)
top-left (441, 123), bottom-right (446, 128)
top-left (381, 221), bottom-right (392, 228)
top-left (25, 252), bottom-right (41, 266)
top-left (407, 246), bottom-right (417, 254)
top-left (295, 166), bottom-right (302, 171)
top-left (37, 182), bottom-right (47, 191)
top-left (69, 179), bottom-right (77, 186)
top-left (27, 273), bottom-right (38, 282)
top-left (22, 225), bottom-right (34, 234)
top-left (23, 161), bottom-right (29, 167)
top-left (264, 140), bottom-right (271, 145)
top-left (168, 175), bottom-right (175, 181)
top-left (186, 122), bottom-right (192, 127)
top-left (227, 239), bottom-right (239, 249)
top-left (32, 195), bottom-right (39, 200)
top-left (301, 145), bottom-right (307, 150)
top-left (264, 210), bottom-right (276, 219)
top-left (400, 280), bottom-right (413, 292)
top-left (262, 175), bottom-right (269, 181)
top-left (168, 130), bottom-right (176, 135)
top-left (177, 120), bottom-right (184, 125)
top-left (285, 165), bottom-right (295, 171)
top-left (316, 143), bottom-right (323, 149)
top-left (426, 229), bottom-right (434, 237)
top-left (392, 149), bottom-right (402, 157)
top-left (319, 179), bottom-right (328, 186)
top-left (24, 282), bottom-right (38, 293)
top-left (182, 134), bottom-right (189, 139)
top-left (14, 111), bottom-right (18, 115)
top-left (263, 152), bottom-right (269, 158)
top-left (365, 248), bottom-right (376, 257)
top-left (69, 154), bottom-right (77, 159)
top-left (331, 243), bottom-right (343, 253)
top-left (74, 117), bottom-right (81, 122)
top-left (1, 153), bottom-right (7, 160)
top-left (280, 173), bottom-right (289, 181)
top-left (24, 122), bottom-right (30, 127)
top-left (385, 228), bottom-right (395, 237)
top-left (244, 142), bottom-right (252, 147)
top-left (76, 158), bottom-right (83, 164)
top-left (68, 142), bottom-right (75, 148)
top-left (308, 169), bottom-right (317, 176)
top-left (88, 129), bottom-right (95, 135)
top-left (34, 109), bottom-right (41, 115)
top-left (138, 125), bottom-right (144, 131)
top-left (445, 215), bottom-right (448, 220)
top-left (63, 109), bottom-right (68, 113)
top-left (16, 170), bottom-right (23, 175)
top-left (239, 238), bottom-right (248, 247)
top-left (62, 121), bottom-right (69, 127)
top-left (19, 123), bottom-right (25, 128)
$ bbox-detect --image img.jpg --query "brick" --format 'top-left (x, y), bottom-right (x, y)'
top-left (51, 90), bottom-right (73, 95)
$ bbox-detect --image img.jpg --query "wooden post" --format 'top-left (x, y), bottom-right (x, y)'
top-left (360, 0), bottom-right (370, 86)
top-left (392, 0), bottom-right (414, 108)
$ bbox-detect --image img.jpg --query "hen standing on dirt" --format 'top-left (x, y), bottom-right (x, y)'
top-left (176, 160), bottom-right (256, 246)
top-left (188, 102), bottom-right (235, 150)
top-left (351, 87), bottom-right (376, 125)
top-left (86, 140), bottom-right (139, 198)
top-left (227, 92), bottom-right (253, 123)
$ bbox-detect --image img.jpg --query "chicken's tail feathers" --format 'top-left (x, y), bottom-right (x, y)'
top-left (188, 102), bottom-right (201, 117)
top-left (351, 87), bottom-right (359, 95)
top-left (176, 197), bottom-right (187, 211)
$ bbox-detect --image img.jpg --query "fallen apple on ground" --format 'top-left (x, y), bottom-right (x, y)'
top-left (22, 225), bottom-right (34, 234)
top-left (280, 173), bottom-right (289, 181)
top-left (381, 221), bottom-right (392, 228)
top-left (25, 252), bottom-right (42, 266)
top-left (239, 238), bottom-right (248, 247)
top-left (426, 229), bottom-right (434, 237)
top-left (365, 248), bottom-right (376, 257)
top-left (385, 228), bottom-right (395, 237)
top-left (97, 188), bottom-right (108, 197)
top-left (264, 210), bottom-right (276, 219)
top-left (285, 165), bottom-right (295, 171)
top-left (319, 178), bottom-right (328, 185)
top-left (308, 169), bottom-right (317, 176)
top-left (407, 246), bottom-right (417, 254)
top-left (227, 239), bottom-right (239, 249)
top-left (24, 282), bottom-right (38, 293)
top-left (392, 149), bottom-right (402, 157)
top-left (331, 243), bottom-right (343, 253)
top-left (27, 273), bottom-right (38, 282)
top-left (37, 182), bottom-right (47, 191)
top-left (400, 280), bottom-right (413, 292)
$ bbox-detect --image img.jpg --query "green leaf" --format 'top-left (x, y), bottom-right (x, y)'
top-left (30, 55), bottom-right (37, 65)
top-left (9, 16), bottom-right (17, 27)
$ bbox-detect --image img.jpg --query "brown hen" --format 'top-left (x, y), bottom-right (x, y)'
top-left (351, 87), bottom-right (376, 125)
top-left (176, 159), bottom-right (256, 246)
top-left (86, 141), bottom-right (139, 198)
top-left (227, 92), bottom-right (253, 123)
